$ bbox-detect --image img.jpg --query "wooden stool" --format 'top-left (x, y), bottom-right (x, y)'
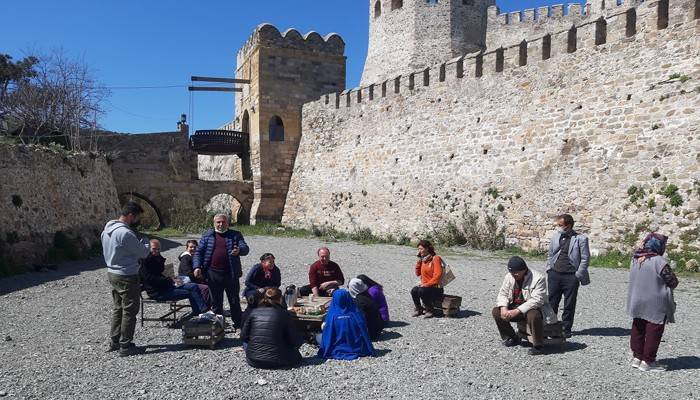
top-left (182, 320), bottom-right (225, 349)
top-left (517, 320), bottom-right (566, 347)
top-left (433, 295), bottom-right (462, 318)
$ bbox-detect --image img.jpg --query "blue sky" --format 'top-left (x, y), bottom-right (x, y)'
top-left (1, 0), bottom-right (567, 134)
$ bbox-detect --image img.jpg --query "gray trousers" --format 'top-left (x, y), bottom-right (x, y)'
top-left (108, 273), bottom-right (141, 347)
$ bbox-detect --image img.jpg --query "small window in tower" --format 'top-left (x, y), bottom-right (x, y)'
top-left (427, 0), bottom-right (438, 5)
top-left (269, 116), bottom-right (285, 142)
top-left (375, 1), bottom-right (382, 18)
top-left (391, 0), bottom-right (403, 10)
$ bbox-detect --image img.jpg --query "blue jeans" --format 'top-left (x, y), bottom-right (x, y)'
top-left (155, 283), bottom-right (208, 315)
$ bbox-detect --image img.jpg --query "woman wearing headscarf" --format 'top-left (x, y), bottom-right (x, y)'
top-left (240, 288), bottom-right (304, 369)
top-left (627, 232), bottom-right (678, 372)
top-left (348, 278), bottom-right (385, 340)
top-left (243, 253), bottom-right (282, 299)
top-left (357, 274), bottom-right (390, 322)
top-left (318, 289), bottom-right (376, 360)
top-left (411, 240), bottom-right (444, 318)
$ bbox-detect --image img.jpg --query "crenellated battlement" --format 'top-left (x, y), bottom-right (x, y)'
top-left (485, 0), bottom-right (646, 48)
top-left (308, 0), bottom-right (698, 113)
top-left (236, 23), bottom-right (345, 66)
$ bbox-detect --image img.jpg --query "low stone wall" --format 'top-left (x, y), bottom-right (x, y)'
top-left (0, 143), bottom-right (120, 273)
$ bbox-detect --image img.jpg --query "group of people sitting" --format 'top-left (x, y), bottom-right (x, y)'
top-left (105, 204), bottom-right (679, 373)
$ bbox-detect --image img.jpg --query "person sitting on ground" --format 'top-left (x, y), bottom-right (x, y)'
top-left (178, 239), bottom-right (210, 307)
top-left (318, 289), bottom-right (376, 360)
top-left (241, 290), bottom-right (264, 331)
top-left (240, 288), bottom-right (304, 369)
top-left (299, 247), bottom-right (345, 297)
top-left (140, 239), bottom-right (208, 317)
top-left (348, 278), bottom-right (385, 340)
top-left (627, 233), bottom-right (679, 372)
top-left (357, 274), bottom-right (390, 322)
top-left (492, 256), bottom-right (547, 356)
top-left (411, 240), bottom-right (444, 318)
top-left (243, 253), bottom-right (282, 299)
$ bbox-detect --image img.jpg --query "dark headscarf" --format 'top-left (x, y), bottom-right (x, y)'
top-left (318, 289), bottom-right (375, 360)
top-left (634, 232), bottom-right (668, 262)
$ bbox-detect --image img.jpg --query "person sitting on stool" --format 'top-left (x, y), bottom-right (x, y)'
top-left (492, 256), bottom-right (547, 356)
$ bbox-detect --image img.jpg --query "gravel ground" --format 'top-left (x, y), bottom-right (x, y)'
top-left (0, 236), bottom-right (698, 400)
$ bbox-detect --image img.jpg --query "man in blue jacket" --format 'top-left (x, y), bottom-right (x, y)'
top-left (193, 214), bottom-right (249, 329)
top-left (546, 214), bottom-right (591, 338)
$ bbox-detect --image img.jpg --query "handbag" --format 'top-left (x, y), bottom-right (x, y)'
top-left (439, 258), bottom-right (456, 287)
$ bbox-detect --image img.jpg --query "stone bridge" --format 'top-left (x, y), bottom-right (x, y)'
top-left (96, 127), bottom-right (254, 227)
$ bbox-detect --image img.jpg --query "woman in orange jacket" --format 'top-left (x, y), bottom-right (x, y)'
top-left (410, 240), bottom-right (444, 318)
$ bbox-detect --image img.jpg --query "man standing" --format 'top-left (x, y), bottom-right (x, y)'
top-left (102, 202), bottom-right (150, 357)
top-left (492, 256), bottom-right (547, 356)
top-left (546, 214), bottom-right (590, 337)
top-left (193, 214), bottom-right (249, 329)
top-left (299, 247), bottom-right (344, 297)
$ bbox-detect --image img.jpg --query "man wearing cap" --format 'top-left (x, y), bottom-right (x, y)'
top-left (492, 256), bottom-right (548, 355)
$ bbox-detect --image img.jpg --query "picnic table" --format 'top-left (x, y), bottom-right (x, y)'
top-left (288, 296), bottom-right (332, 335)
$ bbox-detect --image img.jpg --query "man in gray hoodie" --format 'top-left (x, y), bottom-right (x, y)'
top-left (102, 202), bottom-right (150, 356)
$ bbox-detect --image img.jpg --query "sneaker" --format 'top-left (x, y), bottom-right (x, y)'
top-left (639, 361), bottom-right (667, 372)
top-left (412, 309), bottom-right (424, 318)
top-left (108, 342), bottom-right (134, 352)
top-left (503, 337), bottom-right (521, 347)
top-left (119, 345), bottom-right (145, 357)
top-left (528, 346), bottom-right (545, 356)
top-left (631, 357), bottom-right (642, 369)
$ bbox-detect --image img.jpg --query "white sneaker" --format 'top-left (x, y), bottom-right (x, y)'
top-left (639, 361), bottom-right (667, 372)
top-left (631, 357), bottom-right (641, 369)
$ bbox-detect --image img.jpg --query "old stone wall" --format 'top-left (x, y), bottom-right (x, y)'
top-left (284, 0), bottom-right (700, 253)
top-left (486, 0), bottom-right (643, 49)
top-left (0, 143), bottom-right (120, 271)
top-left (362, 0), bottom-right (494, 86)
top-left (96, 130), bottom-right (254, 226)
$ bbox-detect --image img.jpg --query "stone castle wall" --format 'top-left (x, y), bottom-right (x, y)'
top-left (283, 0), bottom-right (700, 253)
top-left (362, 0), bottom-right (494, 86)
top-left (0, 143), bottom-right (120, 271)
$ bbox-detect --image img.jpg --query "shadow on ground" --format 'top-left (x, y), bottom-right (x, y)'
top-left (574, 327), bottom-right (631, 337)
top-left (545, 341), bottom-right (588, 354)
top-left (376, 331), bottom-right (403, 342)
top-left (0, 257), bottom-right (106, 296)
top-left (659, 356), bottom-right (700, 371)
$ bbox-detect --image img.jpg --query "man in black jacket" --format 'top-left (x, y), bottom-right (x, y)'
top-left (240, 288), bottom-right (304, 369)
top-left (140, 239), bottom-right (208, 316)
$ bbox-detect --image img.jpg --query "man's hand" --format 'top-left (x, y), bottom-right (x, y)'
top-left (500, 307), bottom-right (509, 320)
top-left (194, 268), bottom-right (203, 280)
top-left (230, 246), bottom-right (240, 256)
top-left (505, 309), bottom-right (521, 321)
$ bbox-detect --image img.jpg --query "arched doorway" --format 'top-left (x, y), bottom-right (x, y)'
top-left (205, 194), bottom-right (249, 225)
top-left (118, 192), bottom-right (164, 229)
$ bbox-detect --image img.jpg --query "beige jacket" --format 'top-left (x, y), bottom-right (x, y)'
top-left (495, 269), bottom-right (547, 315)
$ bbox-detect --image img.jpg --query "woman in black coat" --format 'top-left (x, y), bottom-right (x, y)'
top-left (240, 288), bottom-right (304, 369)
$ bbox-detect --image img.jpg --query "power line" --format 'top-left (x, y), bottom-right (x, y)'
top-left (101, 85), bottom-right (187, 90)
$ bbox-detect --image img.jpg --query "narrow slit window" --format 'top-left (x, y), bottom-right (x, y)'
top-left (657, 0), bottom-right (669, 29)
top-left (626, 8), bottom-right (637, 37)
top-left (567, 26), bottom-right (577, 53)
top-left (542, 34), bottom-right (552, 60)
top-left (595, 18), bottom-right (607, 45)
top-left (475, 54), bottom-right (483, 77)
top-left (518, 40), bottom-right (528, 66)
top-left (375, 1), bottom-right (382, 18)
top-left (495, 48), bottom-right (504, 72)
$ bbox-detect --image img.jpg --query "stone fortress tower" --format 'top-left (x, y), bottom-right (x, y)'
top-left (231, 24), bottom-right (346, 223)
top-left (361, 0), bottom-right (495, 85)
